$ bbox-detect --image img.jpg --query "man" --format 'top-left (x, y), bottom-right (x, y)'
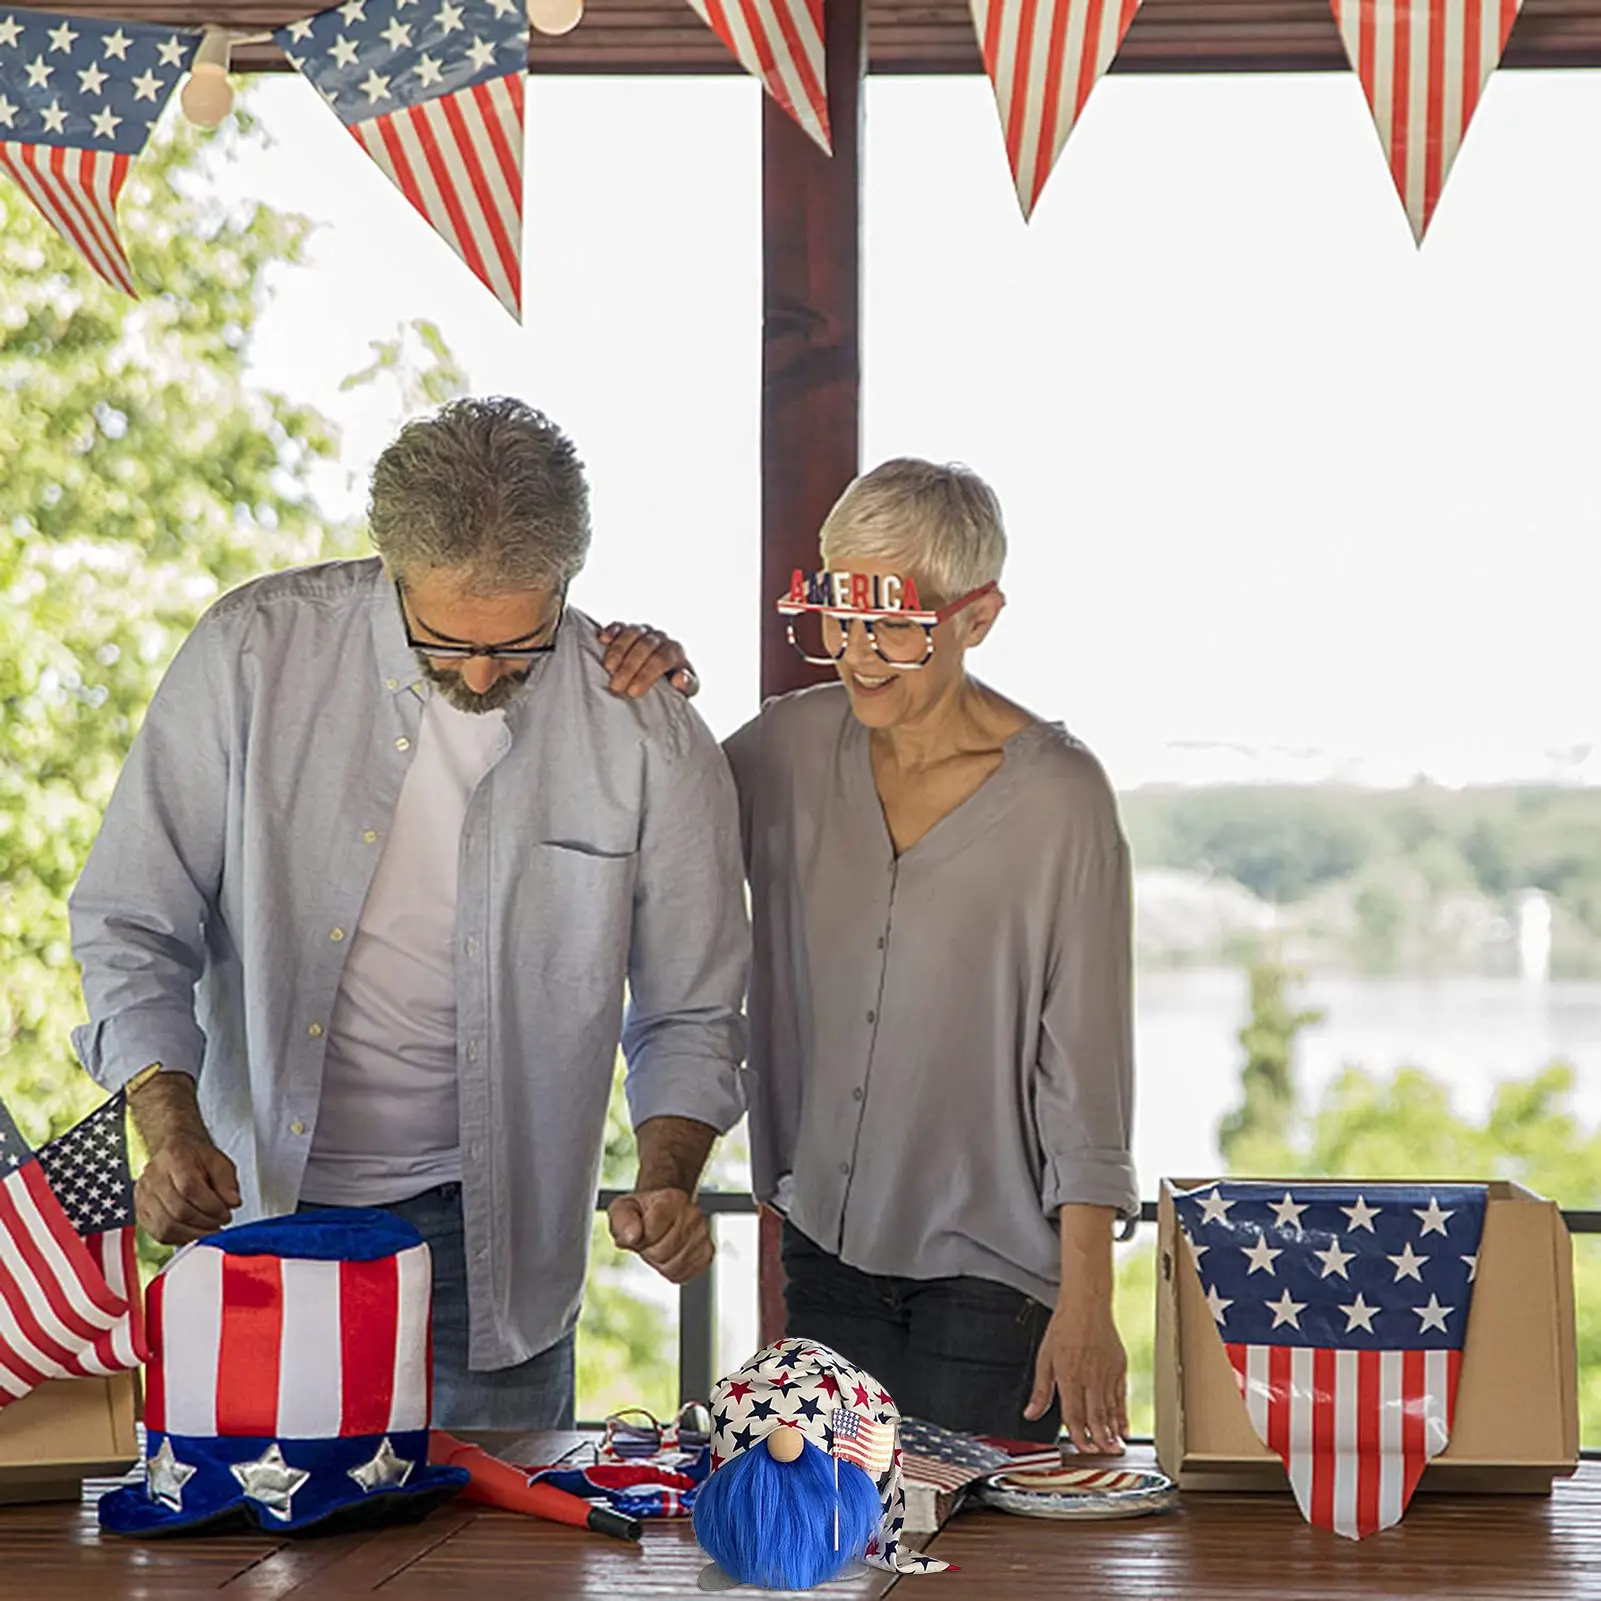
top-left (69, 396), bottom-right (747, 1430)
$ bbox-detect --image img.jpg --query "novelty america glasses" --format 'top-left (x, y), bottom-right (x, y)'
top-left (396, 578), bottom-right (566, 664)
top-left (777, 572), bottom-right (998, 670)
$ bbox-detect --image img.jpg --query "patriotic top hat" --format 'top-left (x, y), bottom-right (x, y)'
top-left (98, 1209), bottom-right (468, 1537)
top-left (705, 1338), bottom-right (949, 1575)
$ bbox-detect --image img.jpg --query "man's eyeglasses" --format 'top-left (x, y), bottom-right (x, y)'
top-left (395, 578), bottom-right (565, 664)
top-left (776, 575), bottom-right (998, 670)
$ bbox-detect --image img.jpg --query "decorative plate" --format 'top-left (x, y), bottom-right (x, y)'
top-left (974, 1462), bottom-right (1179, 1520)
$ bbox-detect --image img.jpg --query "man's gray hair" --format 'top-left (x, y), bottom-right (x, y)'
top-left (368, 396), bottom-right (591, 594)
top-left (819, 457), bottom-right (1006, 602)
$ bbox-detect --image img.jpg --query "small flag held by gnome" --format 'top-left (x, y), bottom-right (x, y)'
top-left (692, 1339), bottom-right (953, 1590)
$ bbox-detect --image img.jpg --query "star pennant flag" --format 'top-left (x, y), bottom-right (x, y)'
top-left (0, 1091), bottom-right (139, 1407)
top-left (969, 0), bottom-right (1142, 218)
top-left (1329, 0), bottom-right (1522, 241)
top-left (277, 0), bottom-right (528, 318)
top-left (829, 1407), bottom-right (894, 1477)
top-left (0, 8), bottom-right (195, 294)
top-left (1175, 1181), bottom-right (1487, 1539)
top-left (681, 0), bottom-right (829, 152)
top-left (38, 1086), bottom-right (148, 1372)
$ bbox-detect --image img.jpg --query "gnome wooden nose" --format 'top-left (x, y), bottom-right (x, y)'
top-left (765, 1426), bottom-right (806, 1463)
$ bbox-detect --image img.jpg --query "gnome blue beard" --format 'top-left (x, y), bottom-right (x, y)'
top-left (695, 1339), bottom-right (952, 1589)
top-left (693, 1430), bottom-right (882, 1590)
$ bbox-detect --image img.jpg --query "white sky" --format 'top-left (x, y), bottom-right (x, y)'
top-left (224, 67), bottom-right (1601, 788)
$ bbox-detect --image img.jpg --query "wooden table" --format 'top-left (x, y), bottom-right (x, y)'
top-left (5, 1440), bottom-right (1596, 1599)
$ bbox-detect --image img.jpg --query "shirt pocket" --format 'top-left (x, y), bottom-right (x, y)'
top-left (523, 841), bottom-right (639, 998)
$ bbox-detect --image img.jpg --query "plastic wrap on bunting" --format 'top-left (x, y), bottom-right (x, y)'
top-left (1174, 1181), bottom-right (1487, 1539)
top-left (0, 9), bottom-right (197, 294)
top-left (275, 0), bottom-right (528, 319)
top-left (968, 0), bottom-right (1143, 218)
top-left (680, 0), bottom-right (829, 152)
top-left (1328, 0), bottom-right (1523, 242)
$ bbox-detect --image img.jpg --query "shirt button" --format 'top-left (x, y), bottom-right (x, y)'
top-left (330, 928), bottom-right (345, 942)
top-left (290, 1119), bottom-right (307, 1136)
top-left (395, 736), bottom-right (411, 752)
top-left (465, 937), bottom-right (478, 955)
top-left (877, 937), bottom-right (885, 950)
top-left (852, 1087), bottom-right (864, 1102)
top-left (362, 830), bottom-right (378, 845)
top-left (838, 1162), bottom-right (851, 1176)
top-left (866, 1010), bottom-right (876, 1024)
top-left (386, 677), bottom-right (399, 690)
top-left (467, 1042), bottom-right (479, 1062)
top-left (308, 1023), bottom-right (324, 1038)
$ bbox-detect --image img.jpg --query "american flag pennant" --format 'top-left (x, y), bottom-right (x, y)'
top-left (1176, 1181), bottom-right (1487, 1539)
top-left (0, 8), bottom-right (196, 295)
top-left (277, 0), bottom-right (528, 318)
top-left (38, 1087), bottom-right (148, 1373)
top-left (830, 1407), bottom-right (894, 1477)
top-left (680, 0), bottom-right (829, 152)
top-left (0, 1092), bottom-right (134, 1407)
top-left (969, 0), bottom-right (1142, 218)
top-left (1329, 0), bottom-right (1522, 242)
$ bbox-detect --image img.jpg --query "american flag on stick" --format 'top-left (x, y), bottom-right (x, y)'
top-left (1175, 1180), bottom-right (1487, 1539)
top-left (829, 1407), bottom-right (894, 1477)
top-left (1328, 0), bottom-right (1522, 242)
top-left (277, 0), bottom-right (528, 318)
top-left (0, 7), bottom-right (195, 294)
top-left (968, 0), bottom-right (1143, 218)
top-left (0, 1091), bottom-right (137, 1406)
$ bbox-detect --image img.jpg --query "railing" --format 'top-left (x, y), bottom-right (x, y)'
top-left (594, 1192), bottom-right (1601, 1431)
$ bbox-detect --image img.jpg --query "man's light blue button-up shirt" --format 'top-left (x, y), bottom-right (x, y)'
top-left (69, 558), bottom-right (749, 1368)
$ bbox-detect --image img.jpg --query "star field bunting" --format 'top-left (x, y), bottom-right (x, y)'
top-left (1329, 0), bottom-right (1523, 241)
top-left (0, 8), bottom-right (195, 294)
top-left (277, 0), bottom-right (528, 317)
top-left (1174, 1180), bottom-right (1487, 1539)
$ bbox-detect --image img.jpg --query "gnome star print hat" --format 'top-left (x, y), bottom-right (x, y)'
top-left (99, 1209), bottom-right (468, 1537)
top-left (693, 1338), bottom-right (951, 1587)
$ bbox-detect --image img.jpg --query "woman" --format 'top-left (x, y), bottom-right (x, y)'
top-left (605, 458), bottom-right (1136, 1450)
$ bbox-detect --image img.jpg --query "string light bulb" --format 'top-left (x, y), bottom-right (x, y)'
top-left (180, 28), bottom-right (234, 128)
top-left (527, 0), bottom-right (584, 35)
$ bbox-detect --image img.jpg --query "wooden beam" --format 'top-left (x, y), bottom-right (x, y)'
top-left (756, 0), bottom-right (865, 1349)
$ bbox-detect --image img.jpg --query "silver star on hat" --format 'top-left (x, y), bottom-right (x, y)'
top-left (230, 1442), bottom-right (311, 1521)
top-left (146, 1437), bottom-right (197, 1513)
top-left (348, 1436), bottom-right (415, 1494)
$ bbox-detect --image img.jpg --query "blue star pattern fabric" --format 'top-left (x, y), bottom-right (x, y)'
top-left (0, 6), bottom-right (195, 291)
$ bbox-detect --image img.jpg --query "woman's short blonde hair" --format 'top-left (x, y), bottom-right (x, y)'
top-left (819, 458), bottom-right (1006, 603)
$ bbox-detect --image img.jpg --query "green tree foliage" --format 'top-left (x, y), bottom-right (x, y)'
top-left (1217, 964), bottom-right (1325, 1172)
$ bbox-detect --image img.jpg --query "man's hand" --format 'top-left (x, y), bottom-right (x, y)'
top-left (607, 1188), bottom-right (714, 1284)
top-left (597, 622), bottom-right (698, 700)
top-left (129, 1069), bottom-right (242, 1244)
top-left (1025, 1299), bottom-right (1129, 1454)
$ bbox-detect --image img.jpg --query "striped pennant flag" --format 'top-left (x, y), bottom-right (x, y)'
top-left (0, 8), bottom-right (196, 295)
top-left (681, 0), bottom-right (829, 152)
top-left (278, 0), bottom-right (528, 319)
top-left (1329, 0), bottom-right (1523, 241)
top-left (969, 0), bottom-right (1142, 218)
top-left (0, 1094), bottom-right (132, 1407)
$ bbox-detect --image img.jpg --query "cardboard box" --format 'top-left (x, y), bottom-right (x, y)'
top-left (0, 1372), bottom-right (139, 1504)
top-left (1155, 1178), bottom-right (1579, 1494)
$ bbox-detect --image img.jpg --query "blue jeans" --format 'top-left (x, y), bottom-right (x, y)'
top-left (781, 1220), bottom-right (1060, 1442)
top-left (301, 1183), bottom-right (575, 1432)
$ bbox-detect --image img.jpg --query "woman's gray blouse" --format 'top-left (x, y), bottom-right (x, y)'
top-left (724, 684), bottom-right (1138, 1308)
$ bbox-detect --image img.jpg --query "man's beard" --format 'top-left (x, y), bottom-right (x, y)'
top-left (418, 655), bottom-right (534, 714)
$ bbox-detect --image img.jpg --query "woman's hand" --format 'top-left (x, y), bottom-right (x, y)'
top-left (597, 622), bottom-right (699, 699)
top-left (1025, 1297), bottom-right (1129, 1454)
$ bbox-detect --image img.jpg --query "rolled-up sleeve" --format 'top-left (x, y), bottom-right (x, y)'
top-left (1035, 839), bottom-right (1139, 1221)
top-left (69, 613), bottom-right (232, 1093)
top-left (620, 708), bottom-right (750, 1134)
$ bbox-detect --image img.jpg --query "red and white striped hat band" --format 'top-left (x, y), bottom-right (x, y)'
top-left (97, 1210), bottom-right (469, 1538)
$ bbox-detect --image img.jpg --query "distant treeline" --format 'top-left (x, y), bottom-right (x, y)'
top-left (1118, 784), bottom-right (1601, 974)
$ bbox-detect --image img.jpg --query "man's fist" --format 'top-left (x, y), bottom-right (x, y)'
top-left (136, 1136), bottom-right (242, 1245)
top-left (607, 1187), bottom-right (714, 1284)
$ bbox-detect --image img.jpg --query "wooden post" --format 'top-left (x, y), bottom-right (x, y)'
top-left (757, 0), bottom-right (865, 1348)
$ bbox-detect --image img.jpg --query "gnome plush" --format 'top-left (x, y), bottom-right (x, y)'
top-left (692, 1339), bottom-right (951, 1590)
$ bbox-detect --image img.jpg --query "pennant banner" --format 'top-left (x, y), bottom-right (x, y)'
top-left (969, 0), bottom-right (1142, 218)
top-left (1175, 1182), bottom-right (1487, 1539)
top-left (1329, 0), bottom-right (1523, 241)
top-left (278, 0), bottom-right (528, 319)
top-left (0, 8), bottom-right (195, 294)
top-left (682, 0), bottom-right (829, 152)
